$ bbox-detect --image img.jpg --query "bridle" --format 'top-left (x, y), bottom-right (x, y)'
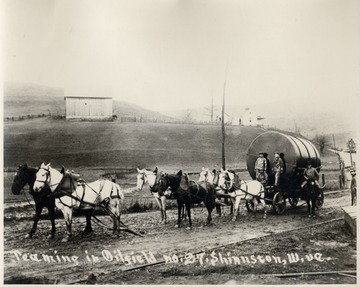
top-left (200, 170), bottom-right (209, 182)
top-left (218, 172), bottom-right (231, 191)
top-left (137, 172), bottom-right (145, 190)
top-left (138, 171), bottom-right (152, 191)
top-left (150, 173), bottom-right (167, 194)
top-left (35, 167), bottom-right (61, 191)
top-left (35, 167), bottom-right (50, 185)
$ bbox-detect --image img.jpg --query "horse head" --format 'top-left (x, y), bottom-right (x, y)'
top-left (136, 167), bottom-right (159, 191)
top-left (228, 170), bottom-right (241, 190)
top-left (198, 167), bottom-right (216, 183)
top-left (218, 168), bottom-right (229, 191)
top-left (212, 169), bottom-right (219, 186)
top-left (12, 164), bottom-right (31, 195)
top-left (198, 167), bottom-right (209, 182)
top-left (33, 162), bottom-right (63, 193)
top-left (155, 170), bottom-right (183, 198)
top-left (33, 163), bottom-right (51, 192)
top-left (150, 170), bottom-right (169, 194)
top-left (136, 168), bottom-right (146, 191)
top-left (218, 169), bottom-right (240, 192)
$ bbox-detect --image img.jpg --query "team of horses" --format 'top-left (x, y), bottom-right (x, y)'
top-left (11, 163), bottom-right (338, 240)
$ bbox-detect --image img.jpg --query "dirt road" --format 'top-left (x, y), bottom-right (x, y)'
top-left (3, 189), bottom-right (356, 285)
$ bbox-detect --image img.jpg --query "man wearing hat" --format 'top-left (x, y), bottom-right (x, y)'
top-left (272, 153), bottom-right (284, 187)
top-left (255, 152), bottom-right (268, 185)
top-left (301, 160), bottom-right (320, 189)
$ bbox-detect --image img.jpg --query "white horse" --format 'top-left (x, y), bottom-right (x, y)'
top-left (33, 163), bottom-right (124, 242)
top-left (217, 168), bottom-right (269, 221)
top-left (136, 167), bottom-right (169, 224)
top-left (199, 167), bottom-right (234, 216)
top-left (198, 167), bottom-right (216, 183)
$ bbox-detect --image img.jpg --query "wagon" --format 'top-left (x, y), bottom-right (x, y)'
top-left (245, 131), bottom-right (324, 214)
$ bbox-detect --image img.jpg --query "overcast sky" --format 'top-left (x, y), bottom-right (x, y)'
top-left (4, 0), bottom-right (360, 112)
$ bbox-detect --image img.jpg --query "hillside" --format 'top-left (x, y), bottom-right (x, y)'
top-left (3, 118), bottom-right (266, 171)
top-left (3, 82), bottom-right (175, 122)
top-left (160, 101), bottom-right (356, 149)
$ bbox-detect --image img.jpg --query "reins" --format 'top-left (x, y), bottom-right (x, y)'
top-left (37, 168), bottom-right (141, 235)
top-left (23, 187), bottom-right (36, 212)
top-left (219, 173), bottom-right (259, 198)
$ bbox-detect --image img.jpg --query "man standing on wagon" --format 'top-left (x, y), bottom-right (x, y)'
top-left (273, 153), bottom-right (284, 187)
top-left (255, 152), bottom-right (267, 185)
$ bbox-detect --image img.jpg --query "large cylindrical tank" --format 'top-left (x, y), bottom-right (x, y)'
top-left (246, 131), bottom-right (321, 186)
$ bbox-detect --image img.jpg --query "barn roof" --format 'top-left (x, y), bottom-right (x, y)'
top-left (64, 96), bottom-right (112, 100)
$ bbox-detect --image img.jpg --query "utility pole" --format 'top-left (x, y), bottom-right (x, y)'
top-left (221, 62), bottom-right (228, 170)
top-left (211, 96), bottom-right (213, 122)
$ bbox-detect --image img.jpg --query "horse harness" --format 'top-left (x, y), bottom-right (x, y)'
top-left (179, 176), bottom-right (210, 202)
top-left (150, 172), bottom-right (168, 196)
top-left (220, 172), bottom-right (265, 200)
top-left (38, 167), bottom-right (121, 209)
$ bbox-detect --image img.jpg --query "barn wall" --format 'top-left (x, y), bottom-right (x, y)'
top-left (65, 97), bottom-right (112, 120)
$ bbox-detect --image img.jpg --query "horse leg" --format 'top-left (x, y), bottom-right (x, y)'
top-left (160, 196), bottom-right (167, 224)
top-left (261, 200), bottom-right (267, 219)
top-left (47, 205), bottom-right (56, 239)
top-left (186, 203), bottom-right (192, 230)
top-left (311, 197), bottom-right (317, 217)
top-left (251, 197), bottom-right (258, 217)
top-left (215, 203), bottom-right (221, 217)
top-left (154, 197), bottom-right (164, 223)
top-left (109, 199), bottom-right (122, 235)
top-left (83, 209), bottom-right (93, 234)
top-left (306, 198), bottom-right (311, 217)
top-left (225, 197), bottom-right (233, 215)
top-left (111, 211), bottom-right (119, 235)
top-left (175, 200), bottom-right (182, 228)
top-left (26, 204), bottom-right (43, 239)
top-left (181, 204), bottom-right (186, 220)
top-left (205, 204), bottom-right (213, 225)
top-left (232, 196), bottom-right (241, 222)
top-left (62, 207), bottom-right (73, 242)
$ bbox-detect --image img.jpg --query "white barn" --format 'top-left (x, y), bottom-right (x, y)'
top-left (64, 96), bottom-right (113, 120)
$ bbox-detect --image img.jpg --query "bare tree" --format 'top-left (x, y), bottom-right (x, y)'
top-left (182, 109), bottom-right (193, 124)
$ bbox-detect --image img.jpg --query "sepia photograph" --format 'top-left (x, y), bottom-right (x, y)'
top-left (2, 0), bottom-right (359, 285)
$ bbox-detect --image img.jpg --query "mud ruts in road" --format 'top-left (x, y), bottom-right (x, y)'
top-left (3, 190), bottom-right (356, 285)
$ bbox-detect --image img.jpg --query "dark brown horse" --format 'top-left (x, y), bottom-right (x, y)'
top-left (163, 170), bottom-right (215, 229)
top-left (303, 179), bottom-right (320, 217)
top-left (11, 164), bottom-right (56, 239)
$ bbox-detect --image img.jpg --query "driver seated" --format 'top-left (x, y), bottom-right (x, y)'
top-left (301, 161), bottom-right (321, 189)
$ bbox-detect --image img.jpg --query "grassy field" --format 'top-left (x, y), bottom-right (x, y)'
top-left (4, 117), bottom-right (269, 171)
top-left (4, 117), bottom-right (344, 207)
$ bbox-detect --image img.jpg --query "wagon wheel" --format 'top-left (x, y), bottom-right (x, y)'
top-left (316, 189), bottom-right (324, 208)
top-left (273, 192), bottom-right (286, 215)
top-left (245, 199), bottom-right (255, 212)
top-left (288, 197), bottom-right (299, 207)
